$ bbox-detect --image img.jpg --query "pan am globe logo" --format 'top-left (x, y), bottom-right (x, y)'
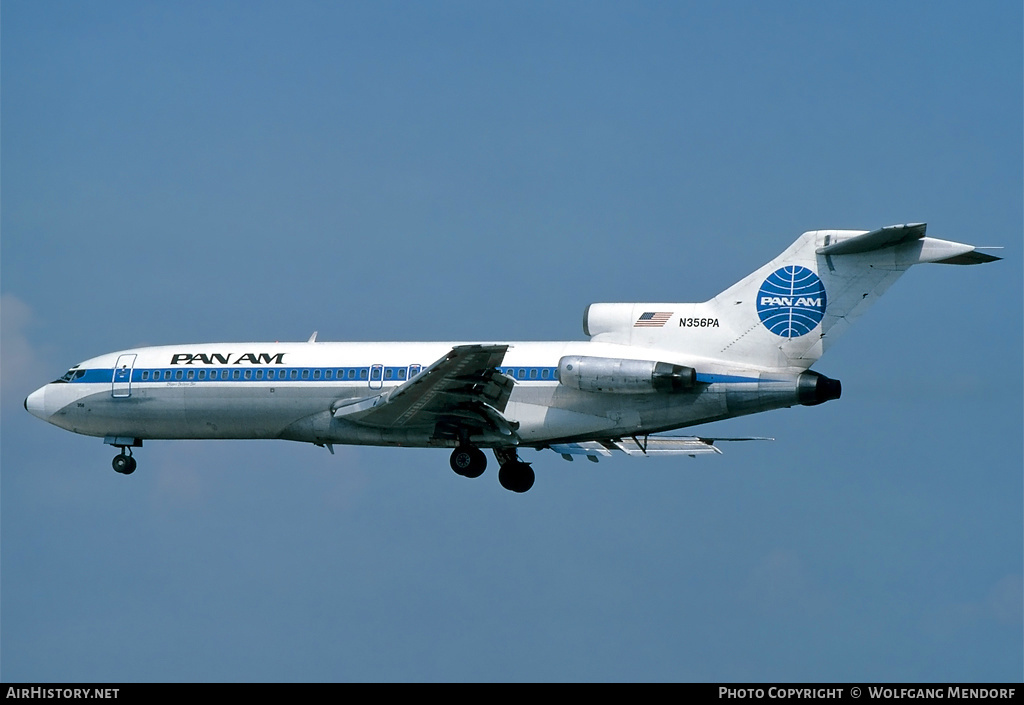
top-left (756, 266), bottom-right (827, 338)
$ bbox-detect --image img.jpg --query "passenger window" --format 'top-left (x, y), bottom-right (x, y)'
top-left (530, 369), bottom-right (537, 379)
top-left (256, 369), bottom-right (264, 380)
top-left (518, 369), bottom-right (525, 379)
top-left (384, 368), bottom-right (393, 380)
top-left (142, 371), bottom-right (149, 381)
top-left (290, 370), bottom-right (298, 380)
top-left (187, 370), bottom-right (195, 380)
top-left (325, 370), bottom-right (333, 380)
top-left (313, 369), bottom-right (321, 380)
top-left (301, 369), bottom-right (310, 380)
top-left (244, 370), bottom-right (252, 380)
top-left (398, 368), bottom-right (406, 380)
top-left (360, 369), bottom-right (368, 380)
top-left (541, 369), bottom-right (549, 379)
top-left (232, 370), bottom-right (241, 380)
top-left (175, 370), bottom-right (183, 380)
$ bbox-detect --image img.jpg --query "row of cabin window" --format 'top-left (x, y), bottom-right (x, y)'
top-left (502, 367), bottom-right (560, 380)
top-left (136, 366), bottom-right (560, 383)
top-left (141, 368), bottom-right (392, 382)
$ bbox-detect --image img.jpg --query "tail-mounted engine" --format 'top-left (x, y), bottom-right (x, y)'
top-left (558, 355), bottom-right (696, 394)
top-left (797, 370), bottom-right (842, 406)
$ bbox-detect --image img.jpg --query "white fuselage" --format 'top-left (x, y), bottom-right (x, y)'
top-left (25, 339), bottom-right (810, 450)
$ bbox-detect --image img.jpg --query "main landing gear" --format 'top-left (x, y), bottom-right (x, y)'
top-left (448, 446), bottom-right (535, 493)
top-left (494, 447), bottom-right (535, 494)
top-left (449, 446), bottom-right (487, 478)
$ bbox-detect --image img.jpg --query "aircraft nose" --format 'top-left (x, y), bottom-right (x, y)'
top-left (24, 386), bottom-right (47, 420)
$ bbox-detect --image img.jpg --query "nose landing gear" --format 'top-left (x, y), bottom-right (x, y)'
top-left (112, 448), bottom-right (137, 475)
top-left (105, 437), bottom-right (142, 475)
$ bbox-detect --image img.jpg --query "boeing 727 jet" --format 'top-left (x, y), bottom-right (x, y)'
top-left (25, 223), bottom-right (999, 492)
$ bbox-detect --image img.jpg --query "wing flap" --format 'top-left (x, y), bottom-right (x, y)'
top-left (551, 436), bottom-right (723, 459)
top-left (550, 435), bottom-right (773, 460)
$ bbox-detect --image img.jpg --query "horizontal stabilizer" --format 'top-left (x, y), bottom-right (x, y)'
top-left (933, 249), bottom-right (1003, 265)
top-left (816, 223), bottom-right (926, 255)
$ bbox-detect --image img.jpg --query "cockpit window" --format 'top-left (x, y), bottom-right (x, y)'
top-left (55, 367), bottom-right (82, 383)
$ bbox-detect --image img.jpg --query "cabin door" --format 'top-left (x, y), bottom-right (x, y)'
top-left (369, 364), bottom-right (384, 390)
top-left (112, 354), bottom-right (137, 398)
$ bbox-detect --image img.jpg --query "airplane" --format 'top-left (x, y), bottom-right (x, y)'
top-left (24, 223), bottom-right (1000, 492)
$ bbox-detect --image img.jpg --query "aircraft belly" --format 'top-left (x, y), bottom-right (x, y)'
top-left (51, 384), bottom-right (332, 440)
top-left (181, 385), bottom-right (333, 438)
top-left (319, 419), bottom-right (438, 447)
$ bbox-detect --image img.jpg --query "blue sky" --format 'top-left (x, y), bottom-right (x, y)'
top-left (2, 1), bottom-right (1021, 682)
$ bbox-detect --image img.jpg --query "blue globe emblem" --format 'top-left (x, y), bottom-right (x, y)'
top-left (756, 266), bottom-right (827, 338)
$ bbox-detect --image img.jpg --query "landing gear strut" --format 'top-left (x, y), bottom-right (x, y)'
top-left (112, 448), bottom-right (137, 475)
top-left (106, 437), bottom-right (142, 475)
top-left (494, 447), bottom-right (534, 493)
top-left (450, 446), bottom-right (487, 478)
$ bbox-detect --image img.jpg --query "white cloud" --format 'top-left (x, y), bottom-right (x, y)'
top-left (1, 294), bottom-right (49, 406)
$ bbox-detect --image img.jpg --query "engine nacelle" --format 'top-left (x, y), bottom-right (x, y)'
top-left (582, 303), bottom-right (634, 339)
top-left (558, 355), bottom-right (696, 394)
top-left (797, 370), bottom-right (842, 406)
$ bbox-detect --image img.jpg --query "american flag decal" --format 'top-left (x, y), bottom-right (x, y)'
top-left (634, 311), bottom-right (673, 328)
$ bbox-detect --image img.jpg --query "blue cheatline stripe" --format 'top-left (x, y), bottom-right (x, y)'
top-left (68, 365), bottom-right (565, 384)
top-left (696, 373), bottom-right (765, 384)
top-left (71, 367), bottom-right (768, 386)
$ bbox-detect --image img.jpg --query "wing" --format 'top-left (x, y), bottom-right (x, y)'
top-left (331, 344), bottom-right (518, 443)
top-left (549, 435), bottom-right (772, 461)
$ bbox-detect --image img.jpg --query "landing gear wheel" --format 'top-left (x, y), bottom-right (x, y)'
top-left (112, 452), bottom-right (137, 475)
top-left (498, 461), bottom-right (535, 493)
top-left (450, 447), bottom-right (487, 478)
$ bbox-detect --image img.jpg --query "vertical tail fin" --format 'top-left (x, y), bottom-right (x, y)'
top-left (584, 224), bottom-right (999, 370)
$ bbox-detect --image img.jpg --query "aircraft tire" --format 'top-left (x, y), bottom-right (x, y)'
top-left (112, 454), bottom-right (137, 475)
top-left (450, 447), bottom-right (486, 478)
top-left (498, 461), bottom-right (534, 493)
